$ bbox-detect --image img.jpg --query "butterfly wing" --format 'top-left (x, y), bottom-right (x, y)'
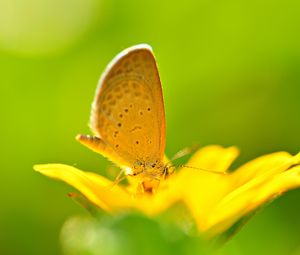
top-left (78, 44), bottom-right (166, 168)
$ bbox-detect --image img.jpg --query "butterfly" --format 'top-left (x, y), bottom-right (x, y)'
top-left (76, 44), bottom-right (169, 192)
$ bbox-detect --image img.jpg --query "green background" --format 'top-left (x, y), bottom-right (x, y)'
top-left (1, 0), bottom-right (300, 254)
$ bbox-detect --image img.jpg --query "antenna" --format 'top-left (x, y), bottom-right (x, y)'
top-left (168, 164), bottom-right (227, 175)
top-left (166, 145), bottom-right (226, 175)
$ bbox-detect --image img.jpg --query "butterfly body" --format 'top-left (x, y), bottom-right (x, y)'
top-left (77, 44), bottom-right (167, 192)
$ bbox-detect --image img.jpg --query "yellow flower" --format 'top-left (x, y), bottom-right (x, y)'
top-left (34, 145), bottom-right (300, 238)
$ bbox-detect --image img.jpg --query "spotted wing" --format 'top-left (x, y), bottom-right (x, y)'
top-left (84, 44), bottom-right (166, 167)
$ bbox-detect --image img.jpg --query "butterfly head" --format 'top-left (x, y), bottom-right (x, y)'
top-left (127, 159), bottom-right (170, 192)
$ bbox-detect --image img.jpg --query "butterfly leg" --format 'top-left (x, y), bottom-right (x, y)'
top-left (112, 168), bottom-right (126, 186)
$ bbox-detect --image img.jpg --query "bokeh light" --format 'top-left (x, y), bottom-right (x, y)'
top-left (0, 0), bottom-right (101, 56)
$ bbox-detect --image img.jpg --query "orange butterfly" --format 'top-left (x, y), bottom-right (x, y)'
top-left (77, 44), bottom-right (169, 192)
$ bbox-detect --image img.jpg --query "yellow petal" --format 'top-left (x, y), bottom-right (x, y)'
top-left (34, 164), bottom-right (131, 212)
top-left (232, 152), bottom-right (300, 187)
top-left (226, 153), bottom-right (299, 209)
top-left (205, 164), bottom-right (300, 236)
top-left (181, 171), bottom-right (228, 231)
top-left (173, 146), bottom-right (239, 231)
top-left (186, 145), bottom-right (239, 173)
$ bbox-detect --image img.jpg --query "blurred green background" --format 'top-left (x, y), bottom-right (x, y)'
top-left (1, 0), bottom-right (300, 254)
